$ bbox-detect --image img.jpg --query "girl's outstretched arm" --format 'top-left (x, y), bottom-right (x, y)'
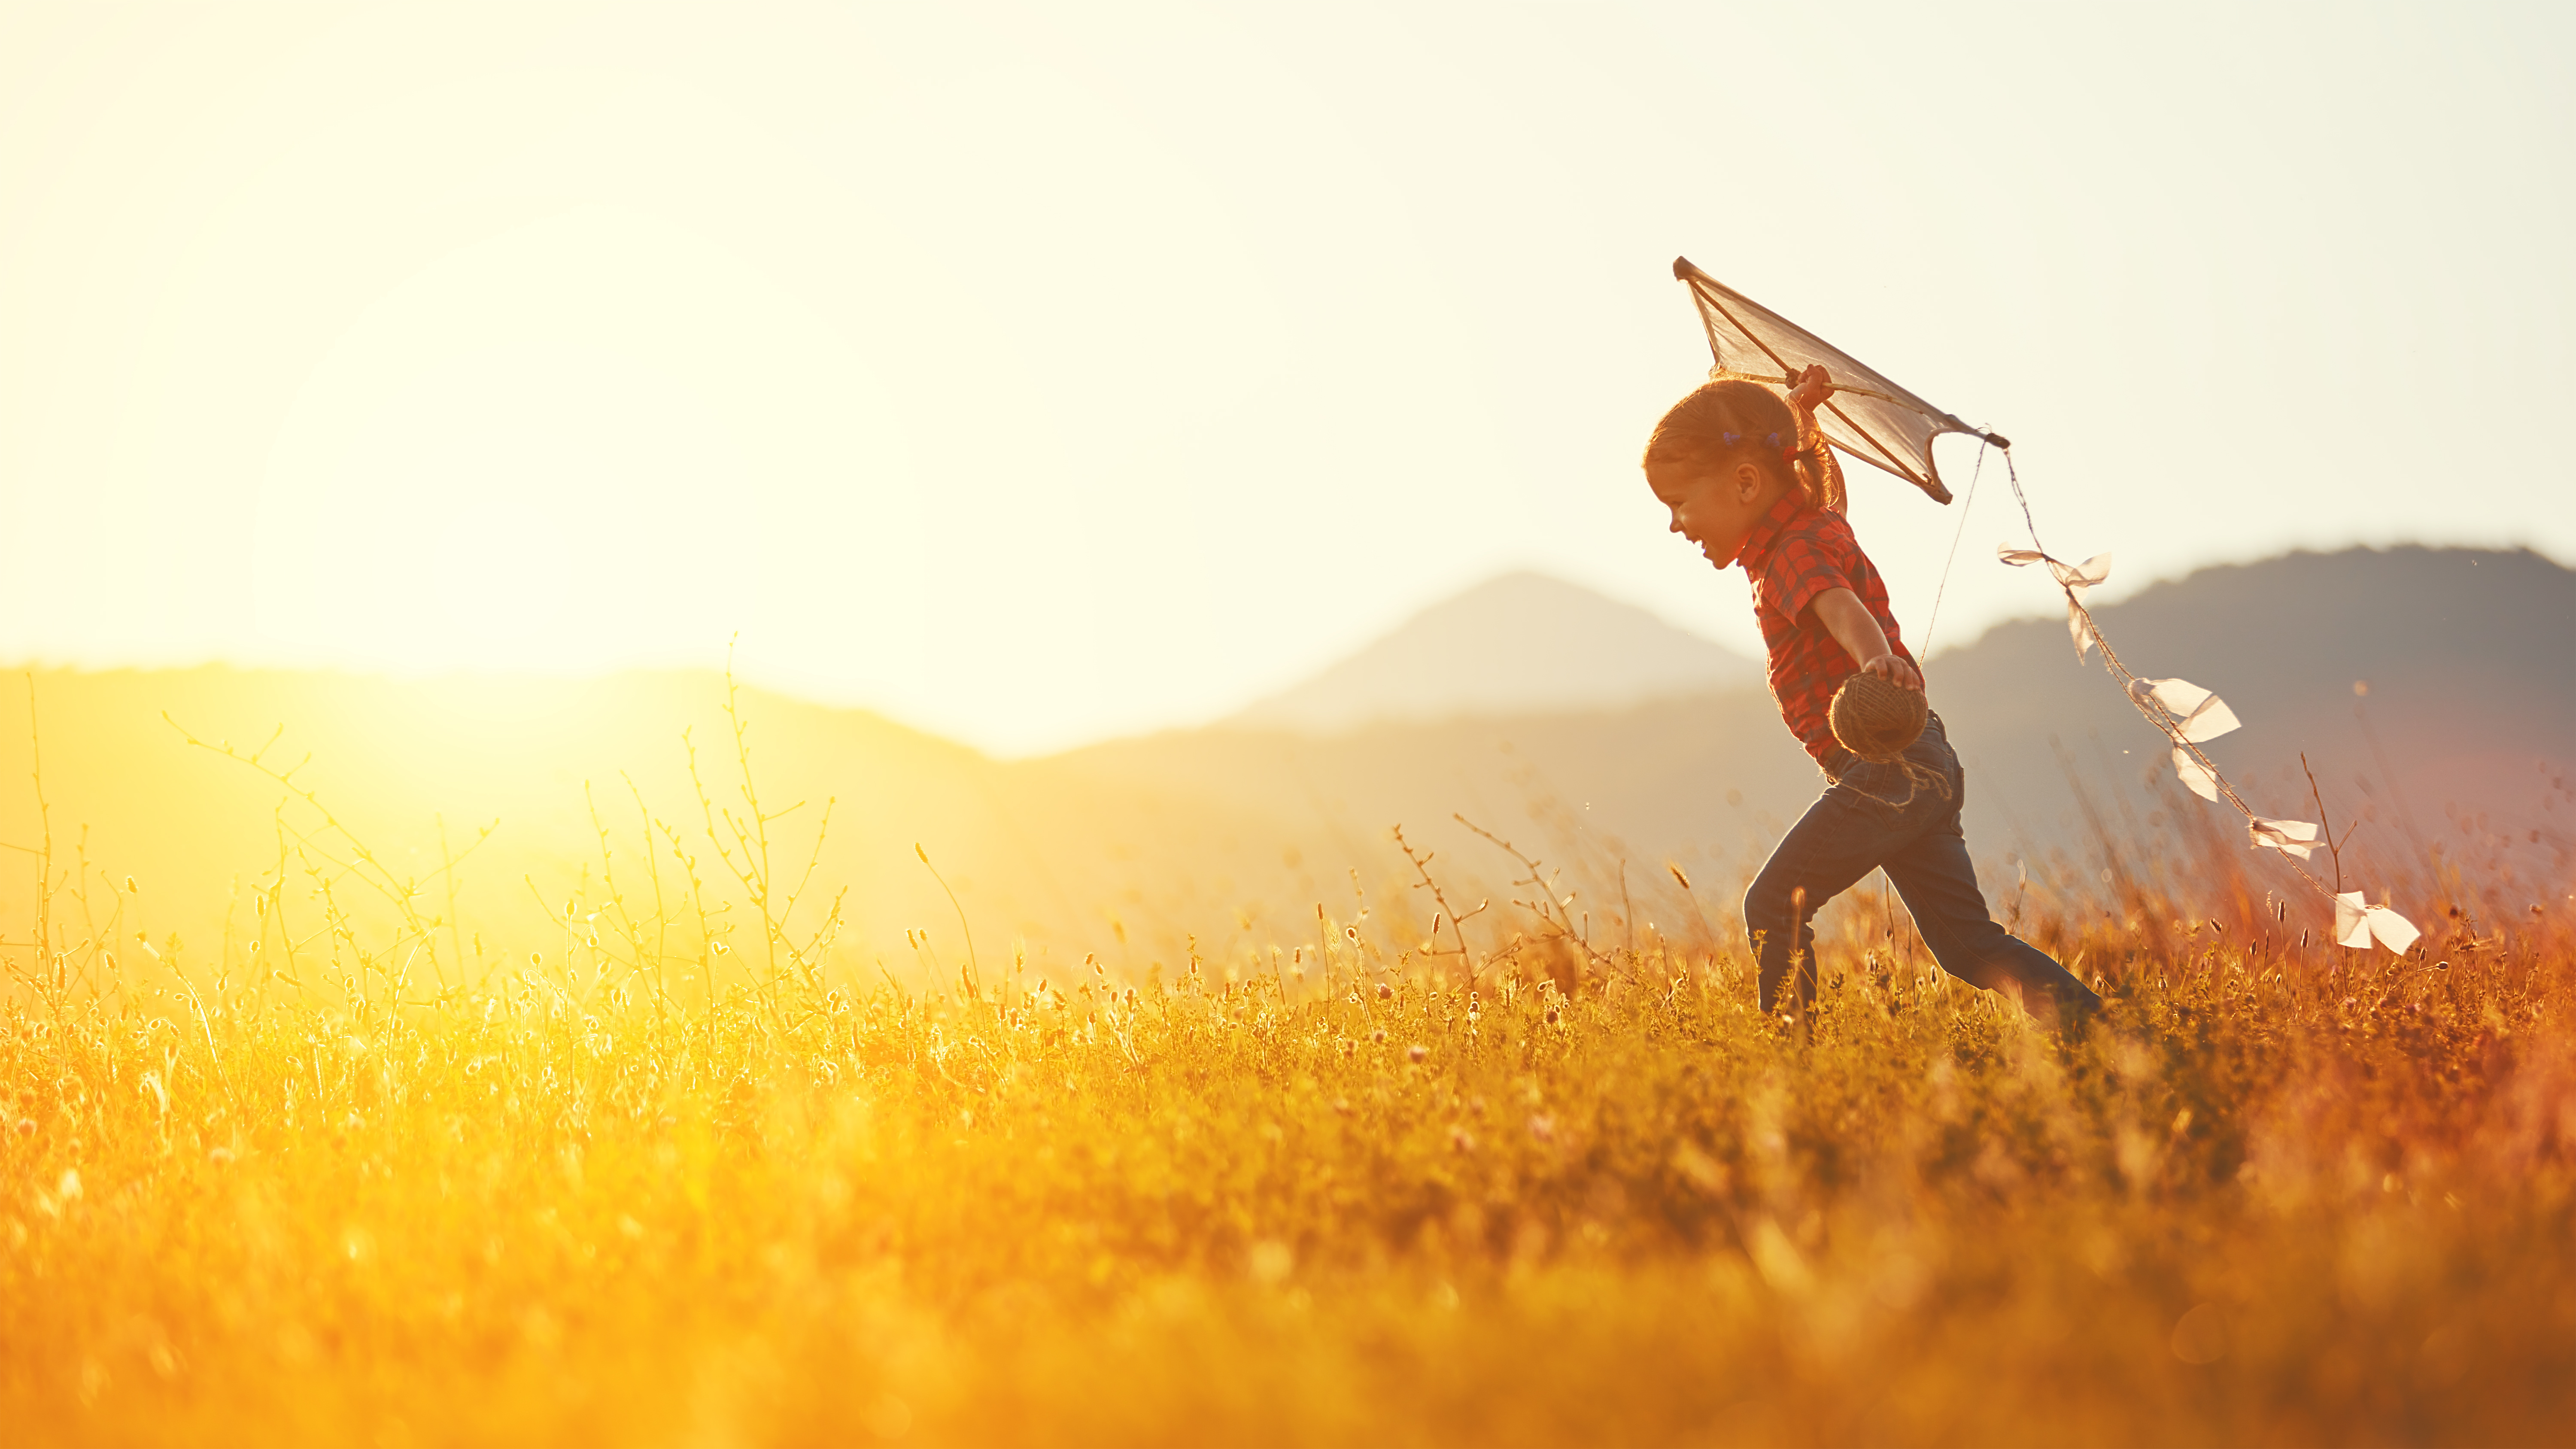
top-left (1812, 588), bottom-right (1924, 692)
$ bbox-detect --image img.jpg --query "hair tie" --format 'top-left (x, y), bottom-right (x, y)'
top-left (1716, 429), bottom-right (1799, 466)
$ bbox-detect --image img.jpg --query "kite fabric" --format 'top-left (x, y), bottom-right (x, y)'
top-left (1673, 257), bottom-right (2007, 505)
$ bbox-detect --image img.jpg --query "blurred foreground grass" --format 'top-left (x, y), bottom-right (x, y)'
top-left (8, 896), bottom-right (2575, 1446)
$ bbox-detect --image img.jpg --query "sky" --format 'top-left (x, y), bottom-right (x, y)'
top-left (2, 1), bottom-right (2568, 756)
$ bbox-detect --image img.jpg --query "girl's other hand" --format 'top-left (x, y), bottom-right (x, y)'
top-left (1788, 364), bottom-right (1835, 413)
top-left (1862, 652), bottom-right (1924, 693)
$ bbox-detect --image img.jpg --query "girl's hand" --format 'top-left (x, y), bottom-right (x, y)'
top-left (1861, 651), bottom-right (1925, 693)
top-left (1788, 364), bottom-right (1835, 413)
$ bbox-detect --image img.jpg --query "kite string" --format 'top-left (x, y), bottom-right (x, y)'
top-left (1918, 437), bottom-right (1988, 657)
top-left (2003, 448), bottom-right (2045, 556)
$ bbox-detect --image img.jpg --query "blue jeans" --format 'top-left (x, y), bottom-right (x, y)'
top-left (1743, 713), bottom-right (2100, 1028)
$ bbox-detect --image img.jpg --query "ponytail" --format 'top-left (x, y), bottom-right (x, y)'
top-left (1787, 422), bottom-right (1843, 516)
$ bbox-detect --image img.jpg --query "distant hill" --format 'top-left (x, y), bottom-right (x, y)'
top-left (1927, 547), bottom-right (2575, 871)
top-left (1230, 570), bottom-right (1759, 733)
top-left (1040, 546), bottom-right (2575, 910)
top-left (3, 549), bottom-right (2563, 981)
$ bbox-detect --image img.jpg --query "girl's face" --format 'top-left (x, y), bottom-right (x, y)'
top-left (1646, 456), bottom-right (1782, 571)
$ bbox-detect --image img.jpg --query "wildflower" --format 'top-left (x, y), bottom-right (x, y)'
top-left (1450, 1126), bottom-right (1477, 1153)
top-left (1408, 1044), bottom-right (1428, 1064)
top-left (1528, 1113), bottom-right (1556, 1142)
top-left (1376, 982), bottom-right (1392, 1000)
top-left (1372, 1029), bottom-right (1388, 1045)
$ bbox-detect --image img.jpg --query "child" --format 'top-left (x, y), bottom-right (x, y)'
top-left (1643, 367), bottom-right (2100, 1032)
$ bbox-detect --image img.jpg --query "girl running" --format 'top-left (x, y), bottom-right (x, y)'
top-left (1643, 367), bottom-right (2100, 1032)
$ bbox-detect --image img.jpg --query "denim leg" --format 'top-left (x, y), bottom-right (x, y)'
top-left (1881, 810), bottom-right (2102, 1026)
top-left (1743, 791), bottom-right (1908, 1014)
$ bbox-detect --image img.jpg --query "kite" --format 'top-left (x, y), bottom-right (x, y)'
top-left (1673, 257), bottom-right (2007, 505)
top-left (1672, 257), bottom-right (2422, 954)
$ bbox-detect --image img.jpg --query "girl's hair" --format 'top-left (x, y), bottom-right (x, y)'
top-left (1641, 379), bottom-right (1844, 515)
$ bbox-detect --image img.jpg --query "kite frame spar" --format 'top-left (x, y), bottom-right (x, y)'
top-left (1672, 256), bottom-right (2007, 506)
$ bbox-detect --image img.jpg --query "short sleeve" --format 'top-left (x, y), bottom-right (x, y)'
top-left (1762, 529), bottom-right (1854, 625)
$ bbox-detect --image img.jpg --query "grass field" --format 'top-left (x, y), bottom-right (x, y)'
top-left (6, 690), bottom-right (2574, 1446)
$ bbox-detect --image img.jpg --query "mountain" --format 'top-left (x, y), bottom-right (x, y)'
top-left (3, 549), bottom-right (2564, 983)
top-left (1042, 546), bottom-right (2575, 913)
top-left (1229, 570), bottom-right (1759, 733)
top-left (1925, 547), bottom-right (2574, 863)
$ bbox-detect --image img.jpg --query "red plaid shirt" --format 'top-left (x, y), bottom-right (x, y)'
top-left (1738, 492), bottom-right (1917, 764)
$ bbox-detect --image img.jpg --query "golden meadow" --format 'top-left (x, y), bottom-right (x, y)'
top-left (6, 669), bottom-right (2574, 1446)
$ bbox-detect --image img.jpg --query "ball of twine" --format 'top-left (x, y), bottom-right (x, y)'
top-left (1830, 671), bottom-right (1928, 762)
